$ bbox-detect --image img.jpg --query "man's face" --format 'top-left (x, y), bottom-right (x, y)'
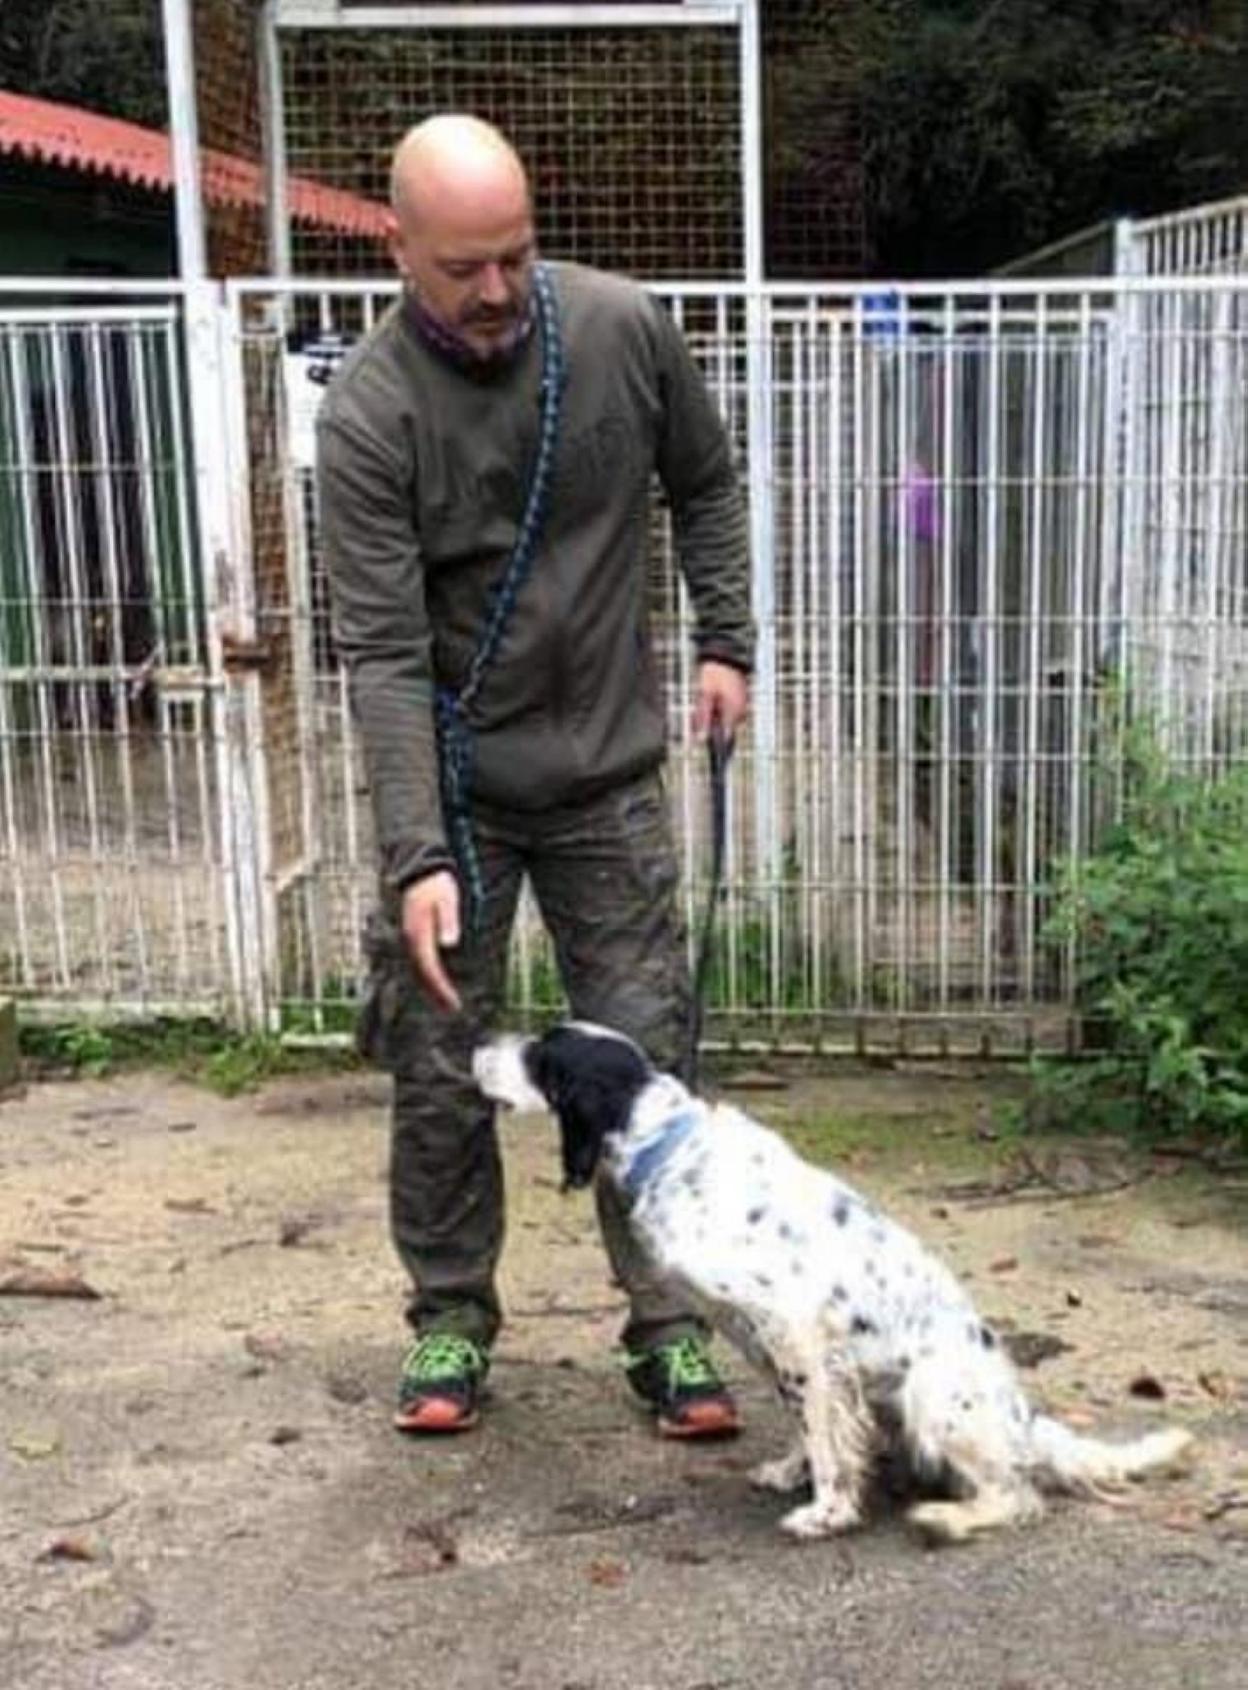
top-left (390, 197), bottom-right (537, 361)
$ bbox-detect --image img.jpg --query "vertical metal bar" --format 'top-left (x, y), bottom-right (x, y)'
top-left (1062, 291), bottom-right (1093, 1002)
top-left (10, 331), bottom-right (68, 986)
top-left (745, 286), bottom-right (780, 996)
top-left (850, 302), bottom-right (868, 1011)
top-left (979, 293), bottom-right (1002, 1006)
top-left (88, 322), bottom-right (149, 1001)
top-left (186, 281), bottom-right (268, 1027)
top-left (739, 0), bottom-right (764, 290)
top-left (1021, 293), bottom-right (1048, 1004)
top-left (49, 324), bottom-right (110, 994)
top-left (259, 0), bottom-right (293, 277)
top-left (161, 0), bottom-right (208, 282)
top-left (0, 328), bottom-right (31, 984)
top-left (937, 296), bottom-right (956, 1009)
top-left (825, 311), bottom-right (844, 1020)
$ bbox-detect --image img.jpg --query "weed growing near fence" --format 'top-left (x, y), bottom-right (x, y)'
top-left (19, 1019), bottom-right (358, 1095)
top-left (1031, 726), bottom-right (1248, 1149)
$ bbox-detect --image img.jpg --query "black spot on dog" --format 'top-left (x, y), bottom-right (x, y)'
top-left (754, 1273), bottom-right (773, 1290)
top-left (850, 1315), bottom-right (877, 1337)
top-left (747, 1206), bottom-right (765, 1225)
top-left (980, 1325), bottom-right (997, 1350)
top-left (832, 1199), bottom-right (851, 1227)
top-left (832, 1284), bottom-right (848, 1302)
top-left (778, 1221), bottom-right (793, 1241)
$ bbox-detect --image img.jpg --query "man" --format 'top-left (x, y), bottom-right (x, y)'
top-left (318, 114), bottom-right (752, 1437)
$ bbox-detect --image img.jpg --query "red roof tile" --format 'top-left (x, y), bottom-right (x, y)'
top-left (0, 90), bottom-right (390, 239)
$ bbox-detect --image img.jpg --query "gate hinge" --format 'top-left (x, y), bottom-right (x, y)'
top-left (221, 632), bottom-right (276, 675)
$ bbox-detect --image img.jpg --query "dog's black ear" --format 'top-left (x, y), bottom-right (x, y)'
top-left (556, 1090), bottom-right (607, 1192)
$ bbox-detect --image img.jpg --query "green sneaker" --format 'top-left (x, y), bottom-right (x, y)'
top-left (625, 1336), bottom-right (740, 1440)
top-left (394, 1333), bottom-right (489, 1434)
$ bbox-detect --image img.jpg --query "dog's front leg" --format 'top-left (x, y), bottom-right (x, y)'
top-left (779, 1348), bottom-right (871, 1540)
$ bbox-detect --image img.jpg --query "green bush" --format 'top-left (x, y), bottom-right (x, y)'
top-left (1036, 729), bottom-right (1248, 1147)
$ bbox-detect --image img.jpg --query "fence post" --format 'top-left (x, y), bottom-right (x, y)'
top-left (183, 281), bottom-right (272, 1029)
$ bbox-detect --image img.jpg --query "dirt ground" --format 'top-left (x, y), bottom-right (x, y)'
top-left (1, 1063), bottom-right (1246, 1690)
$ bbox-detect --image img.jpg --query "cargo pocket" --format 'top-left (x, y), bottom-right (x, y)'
top-left (356, 907), bottom-right (416, 1069)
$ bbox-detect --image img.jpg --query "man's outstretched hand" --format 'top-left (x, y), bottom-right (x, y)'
top-left (402, 870), bottom-right (463, 1013)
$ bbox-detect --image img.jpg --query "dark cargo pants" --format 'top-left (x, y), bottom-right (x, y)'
top-left (359, 770), bottom-right (705, 1355)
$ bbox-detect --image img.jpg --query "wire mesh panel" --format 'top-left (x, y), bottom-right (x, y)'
top-left (276, 9), bottom-right (746, 278)
top-left (0, 291), bottom-right (228, 1015)
top-left (218, 276), bottom-right (1248, 1054)
top-left (193, 0), bottom-right (269, 274)
top-left (7, 277), bottom-right (1248, 1046)
top-left (1120, 284), bottom-right (1248, 764)
top-left (1133, 196), bottom-right (1248, 278)
top-left (762, 0), bottom-right (866, 279)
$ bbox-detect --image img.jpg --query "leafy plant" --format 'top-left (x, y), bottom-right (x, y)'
top-left (19, 1017), bottom-right (358, 1094)
top-left (1031, 719), bottom-right (1248, 1147)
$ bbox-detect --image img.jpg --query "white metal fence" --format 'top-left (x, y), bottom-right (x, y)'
top-left (2, 275), bottom-right (1247, 1052)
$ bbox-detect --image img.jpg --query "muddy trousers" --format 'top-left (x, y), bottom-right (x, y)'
top-left (362, 772), bottom-right (706, 1356)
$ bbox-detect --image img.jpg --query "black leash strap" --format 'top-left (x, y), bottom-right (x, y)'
top-left (687, 721), bottom-right (732, 1089)
top-left (435, 263), bottom-right (565, 936)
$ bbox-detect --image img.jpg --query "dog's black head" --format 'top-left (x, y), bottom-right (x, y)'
top-left (474, 1023), bottom-right (655, 1191)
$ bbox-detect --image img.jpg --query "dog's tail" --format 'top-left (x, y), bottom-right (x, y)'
top-left (1026, 1415), bottom-right (1193, 1498)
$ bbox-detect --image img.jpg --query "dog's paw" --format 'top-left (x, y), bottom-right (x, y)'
top-left (779, 1499), bottom-right (858, 1540)
top-left (906, 1500), bottom-right (973, 1545)
top-left (750, 1455), bottom-right (810, 1494)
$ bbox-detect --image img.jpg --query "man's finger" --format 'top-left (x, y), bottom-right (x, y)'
top-left (414, 915), bottom-right (462, 1012)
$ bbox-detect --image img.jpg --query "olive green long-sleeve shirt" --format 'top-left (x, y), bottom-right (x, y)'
top-left (317, 261), bottom-right (753, 895)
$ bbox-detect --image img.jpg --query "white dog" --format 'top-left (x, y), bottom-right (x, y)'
top-left (473, 1022), bottom-right (1193, 1543)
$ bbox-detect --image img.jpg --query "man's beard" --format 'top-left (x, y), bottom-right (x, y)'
top-left (404, 286), bottom-right (537, 374)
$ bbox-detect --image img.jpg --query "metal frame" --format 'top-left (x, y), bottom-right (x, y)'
top-left (4, 272), bottom-right (1248, 1049)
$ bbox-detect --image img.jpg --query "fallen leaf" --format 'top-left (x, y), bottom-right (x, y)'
top-left (989, 1255), bottom-right (1019, 1274)
top-left (1129, 1373), bottom-right (1167, 1401)
top-left (0, 1267), bottom-right (101, 1300)
top-left (10, 1430), bottom-right (62, 1460)
top-left (1158, 1505), bottom-right (1202, 1533)
top-left (587, 1556), bottom-right (628, 1588)
top-left (930, 1204), bottom-right (950, 1220)
top-left (278, 1215), bottom-right (315, 1247)
top-left (1065, 1288), bottom-right (1084, 1308)
top-left (166, 1120), bottom-right (197, 1133)
top-left (269, 1425), bottom-right (302, 1446)
top-left (1003, 1331), bottom-right (1074, 1370)
top-left (37, 1536), bottom-right (99, 1564)
top-left (1197, 1370), bottom-right (1236, 1401)
top-left (163, 1197), bottom-right (215, 1215)
top-left (243, 1332), bottom-right (288, 1362)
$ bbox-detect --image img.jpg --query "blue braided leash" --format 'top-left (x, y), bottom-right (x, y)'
top-left (435, 263), bottom-right (565, 934)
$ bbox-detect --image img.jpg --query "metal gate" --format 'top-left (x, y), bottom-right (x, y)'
top-left (0, 282), bottom-right (235, 1018)
top-left (3, 275), bottom-right (1247, 1051)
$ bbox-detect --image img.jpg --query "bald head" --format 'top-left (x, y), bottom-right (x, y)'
top-left (390, 114), bottom-right (531, 229)
top-left (387, 114), bottom-right (537, 361)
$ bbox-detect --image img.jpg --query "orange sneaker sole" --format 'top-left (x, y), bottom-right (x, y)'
top-left (657, 1400), bottom-right (741, 1440)
top-left (393, 1397), bottom-right (480, 1434)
